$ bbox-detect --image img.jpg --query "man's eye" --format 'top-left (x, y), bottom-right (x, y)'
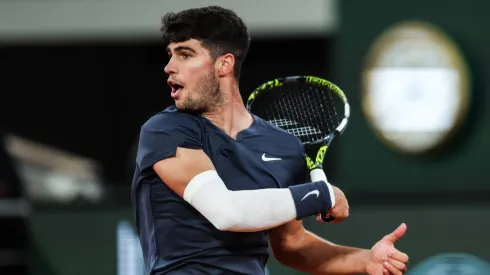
top-left (181, 53), bottom-right (191, 59)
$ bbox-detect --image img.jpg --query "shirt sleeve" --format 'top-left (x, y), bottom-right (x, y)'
top-left (135, 112), bottom-right (203, 172)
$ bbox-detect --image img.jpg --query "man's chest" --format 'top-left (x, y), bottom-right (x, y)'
top-left (204, 133), bottom-right (301, 191)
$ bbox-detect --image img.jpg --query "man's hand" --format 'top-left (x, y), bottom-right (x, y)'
top-left (365, 223), bottom-right (409, 275)
top-left (316, 186), bottom-right (349, 223)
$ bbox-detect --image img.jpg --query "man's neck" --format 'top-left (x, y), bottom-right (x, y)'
top-left (203, 85), bottom-right (253, 139)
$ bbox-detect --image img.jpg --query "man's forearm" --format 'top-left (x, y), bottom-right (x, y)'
top-left (275, 230), bottom-right (370, 275)
top-left (184, 170), bottom-right (334, 232)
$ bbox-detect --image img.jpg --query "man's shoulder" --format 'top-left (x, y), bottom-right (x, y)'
top-left (142, 105), bottom-right (202, 132)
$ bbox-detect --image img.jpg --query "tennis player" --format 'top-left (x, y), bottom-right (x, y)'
top-left (131, 6), bottom-right (409, 275)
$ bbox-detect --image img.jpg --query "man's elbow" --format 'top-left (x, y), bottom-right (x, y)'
top-left (203, 203), bottom-right (246, 231)
top-left (273, 248), bottom-right (300, 267)
top-left (191, 191), bottom-right (243, 231)
top-left (271, 237), bottom-right (302, 265)
top-left (210, 212), bottom-right (240, 231)
top-left (209, 212), bottom-right (265, 232)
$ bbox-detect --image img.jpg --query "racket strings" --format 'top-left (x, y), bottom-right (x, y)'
top-left (325, 89), bottom-right (340, 131)
top-left (250, 82), bottom-right (343, 144)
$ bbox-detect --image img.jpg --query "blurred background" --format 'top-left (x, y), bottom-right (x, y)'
top-left (0, 0), bottom-right (488, 274)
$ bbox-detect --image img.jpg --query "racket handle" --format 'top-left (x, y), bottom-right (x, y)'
top-left (310, 168), bottom-right (336, 222)
top-left (321, 213), bottom-right (336, 222)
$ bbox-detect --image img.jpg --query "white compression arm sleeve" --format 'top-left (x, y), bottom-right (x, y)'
top-left (183, 170), bottom-right (297, 232)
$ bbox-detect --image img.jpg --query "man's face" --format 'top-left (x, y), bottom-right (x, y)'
top-left (165, 39), bottom-right (224, 113)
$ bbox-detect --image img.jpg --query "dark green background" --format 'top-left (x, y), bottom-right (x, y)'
top-left (332, 0), bottom-right (489, 195)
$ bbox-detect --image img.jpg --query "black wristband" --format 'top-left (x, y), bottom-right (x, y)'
top-left (288, 181), bottom-right (333, 220)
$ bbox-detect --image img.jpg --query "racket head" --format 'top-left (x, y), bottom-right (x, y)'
top-left (246, 76), bottom-right (350, 170)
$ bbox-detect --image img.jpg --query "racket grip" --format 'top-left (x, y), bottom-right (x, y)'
top-left (310, 168), bottom-right (336, 221)
top-left (321, 213), bottom-right (336, 222)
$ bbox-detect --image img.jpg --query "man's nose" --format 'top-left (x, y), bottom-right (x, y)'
top-left (164, 58), bottom-right (177, 74)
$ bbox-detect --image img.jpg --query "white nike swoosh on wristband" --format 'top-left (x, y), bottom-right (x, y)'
top-left (301, 190), bottom-right (320, 201)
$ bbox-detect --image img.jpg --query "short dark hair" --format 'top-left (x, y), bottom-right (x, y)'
top-left (161, 6), bottom-right (251, 79)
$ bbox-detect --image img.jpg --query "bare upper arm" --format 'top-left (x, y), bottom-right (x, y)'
top-left (269, 219), bottom-right (307, 254)
top-left (153, 147), bottom-right (216, 198)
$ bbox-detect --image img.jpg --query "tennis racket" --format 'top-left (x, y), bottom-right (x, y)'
top-left (246, 76), bottom-right (350, 222)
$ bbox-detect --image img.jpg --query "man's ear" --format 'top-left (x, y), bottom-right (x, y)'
top-left (216, 53), bottom-right (235, 77)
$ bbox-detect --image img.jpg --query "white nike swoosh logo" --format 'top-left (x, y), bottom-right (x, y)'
top-left (262, 153), bottom-right (282, 162)
top-left (301, 190), bottom-right (320, 201)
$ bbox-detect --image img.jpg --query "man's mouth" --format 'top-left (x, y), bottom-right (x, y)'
top-left (168, 80), bottom-right (184, 98)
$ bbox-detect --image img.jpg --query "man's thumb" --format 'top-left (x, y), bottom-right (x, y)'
top-left (383, 223), bottom-right (407, 243)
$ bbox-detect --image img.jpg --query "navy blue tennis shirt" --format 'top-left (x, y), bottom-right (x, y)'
top-left (131, 105), bottom-right (308, 275)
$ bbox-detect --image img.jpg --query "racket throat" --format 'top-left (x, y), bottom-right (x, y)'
top-left (305, 145), bottom-right (328, 170)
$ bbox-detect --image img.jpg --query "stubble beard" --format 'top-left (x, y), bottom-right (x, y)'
top-left (177, 71), bottom-right (226, 114)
